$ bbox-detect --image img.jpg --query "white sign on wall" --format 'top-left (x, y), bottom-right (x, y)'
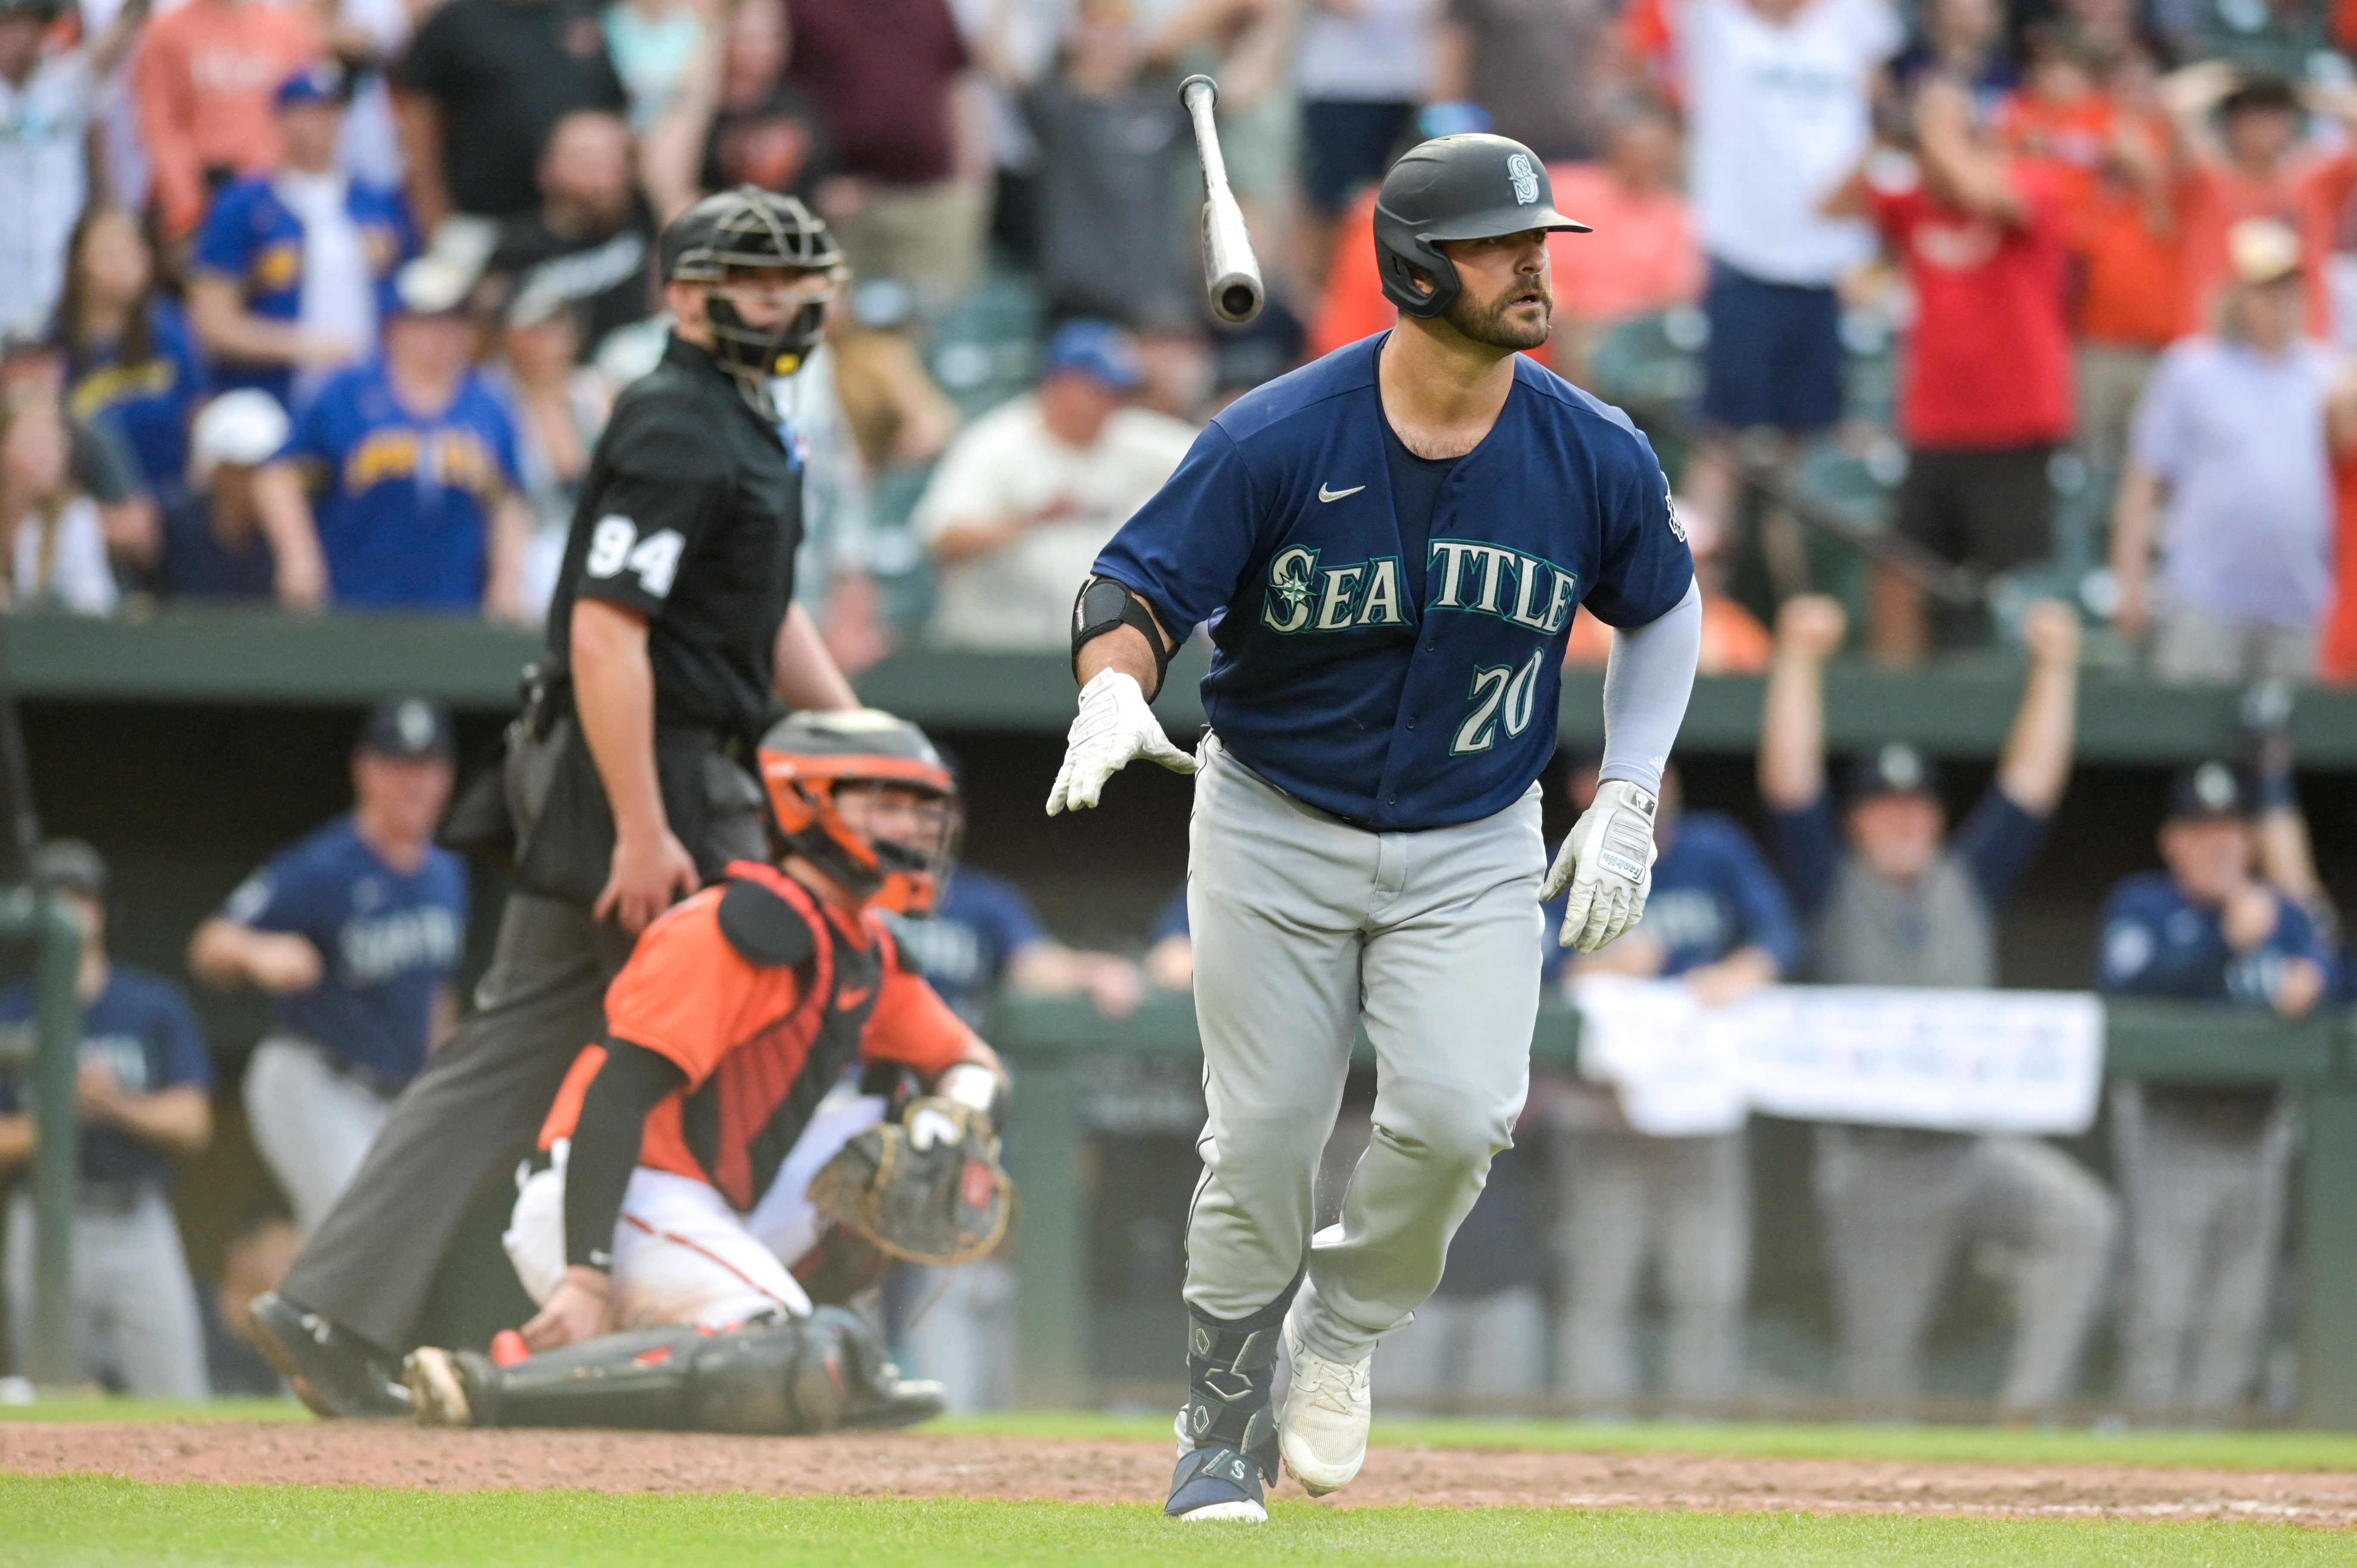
top-left (1570, 977), bottom-right (2106, 1139)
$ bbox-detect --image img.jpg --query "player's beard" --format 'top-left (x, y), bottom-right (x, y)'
top-left (1445, 273), bottom-right (1553, 352)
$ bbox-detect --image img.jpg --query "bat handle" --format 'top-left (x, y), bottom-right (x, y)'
top-left (1178, 74), bottom-right (1228, 190)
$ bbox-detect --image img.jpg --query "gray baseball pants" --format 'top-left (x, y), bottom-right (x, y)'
top-left (1814, 1127), bottom-right (2117, 1411)
top-left (1558, 1125), bottom-right (1750, 1407)
top-left (1184, 735), bottom-right (1544, 1363)
top-left (244, 1038), bottom-right (397, 1235)
top-left (5, 1187), bottom-right (207, 1397)
top-left (2111, 1084), bottom-right (2293, 1413)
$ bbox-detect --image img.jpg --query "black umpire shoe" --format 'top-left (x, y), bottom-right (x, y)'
top-left (248, 1292), bottom-right (412, 1418)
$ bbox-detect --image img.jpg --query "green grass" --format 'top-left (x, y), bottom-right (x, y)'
top-left (8, 1400), bottom-right (2357, 1472)
top-left (6, 1476), bottom-right (2348, 1568)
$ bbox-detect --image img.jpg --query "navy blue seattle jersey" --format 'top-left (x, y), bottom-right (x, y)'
top-left (1093, 334), bottom-right (1692, 830)
top-left (222, 815), bottom-right (469, 1087)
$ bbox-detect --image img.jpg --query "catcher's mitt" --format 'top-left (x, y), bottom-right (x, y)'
top-left (805, 1099), bottom-right (1014, 1266)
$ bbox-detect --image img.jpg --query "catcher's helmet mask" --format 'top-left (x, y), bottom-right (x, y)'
top-left (757, 710), bottom-right (962, 915)
top-left (663, 186), bottom-right (844, 405)
top-left (1372, 134), bottom-right (1590, 321)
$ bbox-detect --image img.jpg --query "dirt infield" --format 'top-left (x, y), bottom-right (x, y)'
top-left (5, 1423), bottom-right (2355, 1524)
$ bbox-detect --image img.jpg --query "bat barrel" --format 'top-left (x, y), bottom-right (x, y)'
top-left (1178, 74), bottom-right (1263, 325)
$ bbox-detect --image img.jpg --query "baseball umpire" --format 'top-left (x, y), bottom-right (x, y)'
top-left (1051, 134), bottom-right (1701, 1521)
top-left (250, 188), bottom-right (862, 1415)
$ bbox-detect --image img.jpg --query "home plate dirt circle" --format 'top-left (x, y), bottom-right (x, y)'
top-left (4, 1424), bottom-right (2354, 1525)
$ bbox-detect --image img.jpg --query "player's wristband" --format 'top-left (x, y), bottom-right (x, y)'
top-left (1071, 576), bottom-right (1174, 690)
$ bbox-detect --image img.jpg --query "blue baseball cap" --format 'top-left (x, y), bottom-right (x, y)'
top-left (275, 62), bottom-right (346, 111)
top-left (1042, 319), bottom-right (1142, 390)
top-left (1846, 741), bottom-right (1941, 801)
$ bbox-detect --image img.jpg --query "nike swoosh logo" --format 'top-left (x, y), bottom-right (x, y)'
top-left (1318, 483), bottom-right (1366, 503)
top-left (836, 985), bottom-right (874, 1010)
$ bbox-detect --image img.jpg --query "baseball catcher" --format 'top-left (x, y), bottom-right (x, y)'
top-left (403, 709), bottom-right (1012, 1433)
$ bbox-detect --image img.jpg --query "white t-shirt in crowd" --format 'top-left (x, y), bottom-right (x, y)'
top-left (1296, 0), bottom-right (1437, 103)
top-left (1682, 0), bottom-right (1898, 285)
top-left (0, 51), bottom-right (97, 334)
top-left (275, 169), bottom-right (378, 409)
top-left (914, 396), bottom-right (1195, 651)
top-left (12, 496), bottom-right (120, 616)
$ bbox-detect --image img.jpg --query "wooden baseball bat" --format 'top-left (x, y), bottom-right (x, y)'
top-left (1179, 75), bottom-right (1264, 326)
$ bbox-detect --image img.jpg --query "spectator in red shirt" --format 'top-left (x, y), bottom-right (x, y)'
top-left (1853, 74), bottom-right (2074, 664)
top-left (787, 0), bottom-right (983, 308)
top-left (132, 0), bottom-right (325, 242)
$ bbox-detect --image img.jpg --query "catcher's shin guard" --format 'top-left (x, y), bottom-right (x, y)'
top-left (434, 1309), bottom-right (946, 1434)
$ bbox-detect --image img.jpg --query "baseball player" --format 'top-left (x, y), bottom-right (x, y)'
top-left (250, 189), bottom-right (861, 1417)
top-left (1759, 594), bottom-right (2116, 1412)
top-left (189, 698), bottom-right (469, 1235)
top-left (2098, 761), bottom-right (2330, 1413)
top-left (1051, 134), bottom-right (1701, 1521)
top-left (401, 709), bottom-right (998, 1433)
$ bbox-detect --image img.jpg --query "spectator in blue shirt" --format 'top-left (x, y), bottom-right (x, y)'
top-left (252, 259), bottom-right (532, 616)
top-left (58, 206), bottom-right (206, 507)
top-left (187, 65), bottom-right (413, 414)
top-left (190, 698), bottom-right (468, 1233)
top-left (1757, 594), bottom-right (2114, 1415)
top-left (2098, 759), bottom-right (2329, 1417)
top-left (1545, 756), bottom-right (1800, 1411)
top-left (0, 841), bottom-right (213, 1397)
top-left (159, 390), bottom-right (285, 601)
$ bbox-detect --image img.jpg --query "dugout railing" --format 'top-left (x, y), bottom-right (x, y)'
top-left (990, 993), bottom-right (2357, 1425)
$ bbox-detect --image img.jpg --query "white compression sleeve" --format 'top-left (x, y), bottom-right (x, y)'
top-left (1597, 577), bottom-right (1702, 795)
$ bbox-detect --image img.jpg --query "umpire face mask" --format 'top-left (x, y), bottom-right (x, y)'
top-left (700, 265), bottom-right (839, 385)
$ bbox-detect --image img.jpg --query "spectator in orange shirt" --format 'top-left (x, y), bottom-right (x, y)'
top-left (1544, 96), bottom-right (1704, 384)
top-left (2165, 68), bottom-right (2355, 338)
top-left (1999, 33), bottom-right (2187, 487)
top-left (133, 0), bottom-right (325, 242)
top-left (1306, 186), bottom-right (1394, 359)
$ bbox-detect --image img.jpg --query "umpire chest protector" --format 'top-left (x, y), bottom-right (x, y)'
top-left (1092, 335), bottom-right (1694, 831)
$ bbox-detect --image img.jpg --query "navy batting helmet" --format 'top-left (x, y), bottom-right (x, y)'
top-left (1372, 135), bottom-right (1589, 321)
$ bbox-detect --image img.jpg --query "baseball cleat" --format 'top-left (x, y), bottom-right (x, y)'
top-left (1164, 1444), bottom-right (1269, 1522)
top-left (247, 1292), bottom-right (412, 1419)
top-left (1278, 1316), bottom-right (1370, 1497)
top-left (402, 1347), bottom-right (481, 1427)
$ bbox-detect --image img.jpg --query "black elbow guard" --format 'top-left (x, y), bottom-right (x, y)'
top-left (1071, 576), bottom-right (1175, 687)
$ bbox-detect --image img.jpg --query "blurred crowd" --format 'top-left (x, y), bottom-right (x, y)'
top-left (7, 0), bottom-right (2357, 680)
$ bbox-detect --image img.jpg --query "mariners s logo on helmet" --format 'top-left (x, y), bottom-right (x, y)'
top-left (1507, 152), bottom-right (1539, 206)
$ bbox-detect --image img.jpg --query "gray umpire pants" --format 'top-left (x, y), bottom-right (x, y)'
top-left (2112, 1084), bottom-right (2293, 1414)
top-left (1184, 735), bottom-right (1544, 1364)
top-left (1558, 1125), bottom-right (1750, 1408)
top-left (5, 1187), bottom-right (208, 1397)
top-left (278, 891), bottom-right (636, 1350)
top-left (1814, 1126), bottom-right (2117, 1411)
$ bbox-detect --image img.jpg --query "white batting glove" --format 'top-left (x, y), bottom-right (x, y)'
top-left (1045, 669), bottom-right (1198, 816)
top-left (1542, 778), bottom-right (1661, 952)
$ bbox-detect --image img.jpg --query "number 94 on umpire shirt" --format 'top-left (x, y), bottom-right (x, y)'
top-left (1092, 335), bottom-right (1693, 831)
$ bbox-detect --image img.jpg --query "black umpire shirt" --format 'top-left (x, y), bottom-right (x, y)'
top-left (545, 333), bottom-right (802, 742)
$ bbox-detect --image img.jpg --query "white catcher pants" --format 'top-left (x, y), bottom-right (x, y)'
top-left (505, 1086), bottom-right (886, 1329)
